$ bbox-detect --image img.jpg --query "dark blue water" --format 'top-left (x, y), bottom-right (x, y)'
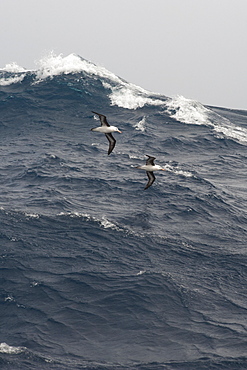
top-left (0, 54), bottom-right (247, 369)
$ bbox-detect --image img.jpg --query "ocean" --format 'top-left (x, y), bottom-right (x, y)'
top-left (0, 53), bottom-right (246, 369)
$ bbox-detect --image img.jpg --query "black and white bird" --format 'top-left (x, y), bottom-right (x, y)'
top-left (91, 111), bottom-right (122, 155)
top-left (137, 155), bottom-right (165, 190)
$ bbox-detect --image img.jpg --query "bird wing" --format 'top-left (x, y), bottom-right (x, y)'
top-left (145, 171), bottom-right (156, 190)
top-left (105, 133), bottom-right (116, 155)
top-left (92, 111), bottom-right (110, 127)
top-left (146, 155), bottom-right (156, 166)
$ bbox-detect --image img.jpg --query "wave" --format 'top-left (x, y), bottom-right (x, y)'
top-left (1, 52), bottom-right (246, 145)
top-left (0, 52), bottom-right (167, 110)
top-left (103, 82), bottom-right (166, 109)
top-left (35, 52), bottom-right (167, 109)
top-left (166, 95), bottom-right (247, 144)
top-left (0, 61), bottom-right (28, 86)
top-left (34, 53), bottom-right (168, 109)
top-left (57, 211), bottom-right (124, 232)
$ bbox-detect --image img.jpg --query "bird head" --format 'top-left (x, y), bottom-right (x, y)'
top-left (113, 126), bottom-right (122, 133)
top-left (157, 165), bottom-right (166, 171)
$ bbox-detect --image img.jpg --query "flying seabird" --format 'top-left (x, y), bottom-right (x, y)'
top-left (136, 155), bottom-right (165, 190)
top-left (91, 111), bottom-right (122, 155)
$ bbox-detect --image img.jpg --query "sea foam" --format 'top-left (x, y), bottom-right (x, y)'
top-left (0, 342), bottom-right (25, 354)
top-left (35, 53), bottom-right (166, 109)
top-left (1, 52), bottom-right (166, 109)
top-left (166, 95), bottom-right (247, 144)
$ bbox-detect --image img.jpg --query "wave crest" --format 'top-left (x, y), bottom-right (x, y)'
top-left (58, 212), bottom-right (123, 232)
top-left (0, 342), bottom-right (25, 354)
top-left (166, 95), bottom-right (247, 144)
top-left (34, 52), bottom-right (123, 83)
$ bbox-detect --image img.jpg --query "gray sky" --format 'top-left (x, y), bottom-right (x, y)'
top-left (1, 0), bottom-right (247, 109)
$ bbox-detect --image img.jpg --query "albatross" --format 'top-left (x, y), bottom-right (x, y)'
top-left (91, 111), bottom-right (122, 155)
top-left (137, 155), bottom-right (165, 190)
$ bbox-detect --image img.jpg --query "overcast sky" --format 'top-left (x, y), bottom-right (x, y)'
top-left (1, 0), bottom-right (247, 109)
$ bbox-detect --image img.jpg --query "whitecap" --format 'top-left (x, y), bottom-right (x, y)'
top-left (4, 295), bottom-right (15, 302)
top-left (24, 213), bottom-right (40, 219)
top-left (166, 95), bottom-right (214, 126)
top-left (166, 95), bottom-right (247, 144)
top-left (58, 212), bottom-right (122, 232)
top-left (164, 163), bottom-right (194, 178)
top-left (0, 342), bottom-right (25, 354)
top-left (136, 270), bottom-right (146, 276)
top-left (129, 154), bottom-right (146, 160)
top-left (0, 74), bottom-right (25, 86)
top-left (99, 216), bottom-right (120, 230)
top-left (213, 123), bottom-right (247, 143)
top-left (1, 52), bottom-right (166, 109)
top-left (58, 211), bottom-right (91, 219)
top-left (106, 84), bottom-right (165, 110)
top-left (35, 52), bottom-right (124, 83)
top-left (133, 116), bottom-right (146, 131)
top-left (0, 62), bottom-right (27, 86)
top-left (33, 52), bottom-right (167, 109)
top-left (2, 62), bottom-right (26, 73)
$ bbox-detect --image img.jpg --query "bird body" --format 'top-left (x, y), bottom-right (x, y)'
top-left (91, 125), bottom-right (121, 134)
top-left (136, 164), bottom-right (164, 172)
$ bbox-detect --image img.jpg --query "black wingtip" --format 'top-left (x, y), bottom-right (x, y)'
top-left (107, 146), bottom-right (114, 155)
top-left (144, 182), bottom-right (153, 190)
top-left (92, 111), bottom-right (105, 117)
top-left (144, 171), bottom-right (155, 190)
top-left (105, 133), bottom-right (116, 155)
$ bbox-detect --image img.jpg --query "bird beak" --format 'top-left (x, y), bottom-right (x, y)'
top-left (161, 169), bottom-right (166, 171)
top-left (118, 130), bottom-right (122, 133)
